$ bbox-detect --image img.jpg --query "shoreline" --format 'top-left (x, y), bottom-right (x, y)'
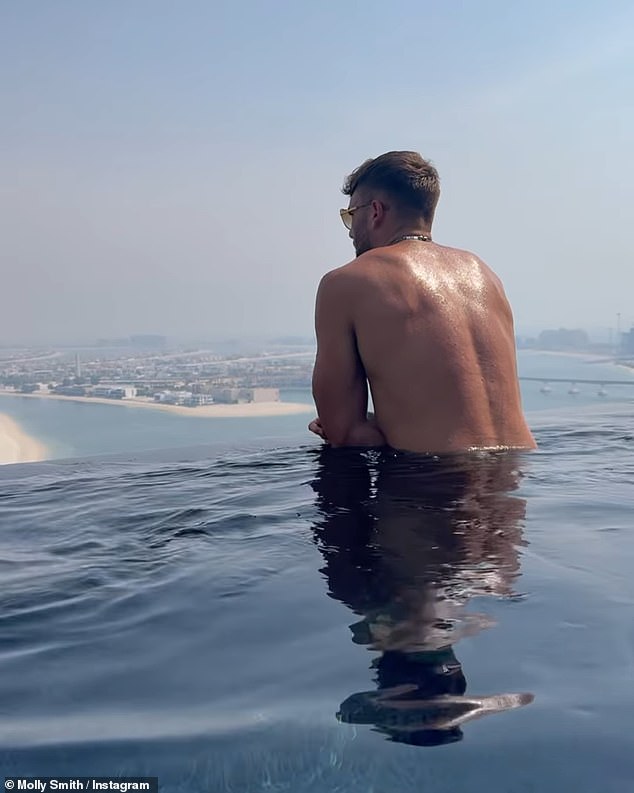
top-left (613, 360), bottom-right (634, 377)
top-left (518, 349), bottom-right (613, 361)
top-left (0, 389), bottom-right (314, 418)
top-left (0, 413), bottom-right (48, 466)
top-left (519, 349), bottom-right (634, 375)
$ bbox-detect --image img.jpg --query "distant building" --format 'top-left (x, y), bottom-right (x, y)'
top-left (183, 394), bottom-right (214, 407)
top-left (191, 382), bottom-right (213, 395)
top-left (54, 385), bottom-right (87, 396)
top-left (109, 387), bottom-right (136, 399)
top-left (239, 387), bottom-right (280, 403)
top-left (129, 335), bottom-right (167, 349)
top-left (211, 387), bottom-right (241, 404)
top-left (621, 328), bottom-right (634, 356)
top-left (96, 335), bottom-right (166, 349)
top-left (92, 385), bottom-right (136, 399)
top-left (153, 390), bottom-right (202, 406)
top-left (537, 328), bottom-right (589, 350)
top-left (154, 391), bottom-right (177, 404)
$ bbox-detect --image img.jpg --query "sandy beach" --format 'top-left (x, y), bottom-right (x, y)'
top-left (0, 413), bottom-right (48, 465)
top-left (519, 349), bottom-right (614, 362)
top-left (615, 362), bottom-right (634, 378)
top-left (0, 389), bottom-right (314, 418)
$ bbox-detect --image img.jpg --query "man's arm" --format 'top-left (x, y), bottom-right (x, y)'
top-left (311, 271), bottom-right (385, 447)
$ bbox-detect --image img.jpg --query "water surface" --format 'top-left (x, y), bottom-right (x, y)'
top-left (1, 404), bottom-right (633, 791)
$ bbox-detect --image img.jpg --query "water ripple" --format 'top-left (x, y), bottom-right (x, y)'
top-left (0, 422), bottom-right (633, 788)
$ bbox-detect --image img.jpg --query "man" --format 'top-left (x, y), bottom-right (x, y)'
top-left (310, 151), bottom-right (535, 453)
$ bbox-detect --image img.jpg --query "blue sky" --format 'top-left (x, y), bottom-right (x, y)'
top-left (2, 0), bottom-right (633, 343)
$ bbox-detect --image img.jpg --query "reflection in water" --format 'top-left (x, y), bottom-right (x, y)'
top-left (311, 446), bottom-right (535, 747)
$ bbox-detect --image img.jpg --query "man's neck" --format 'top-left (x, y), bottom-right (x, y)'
top-left (379, 219), bottom-right (432, 246)
top-left (385, 228), bottom-right (433, 246)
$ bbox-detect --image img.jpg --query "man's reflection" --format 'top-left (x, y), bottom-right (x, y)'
top-left (310, 446), bottom-right (534, 747)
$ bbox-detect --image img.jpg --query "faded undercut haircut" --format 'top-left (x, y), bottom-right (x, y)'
top-left (342, 151), bottom-right (440, 223)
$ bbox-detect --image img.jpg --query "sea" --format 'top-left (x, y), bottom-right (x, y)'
top-left (0, 350), bottom-right (633, 462)
top-left (0, 350), bottom-right (633, 791)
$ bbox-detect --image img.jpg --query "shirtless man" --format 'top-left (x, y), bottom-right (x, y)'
top-left (309, 151), bottom-right (536, 453)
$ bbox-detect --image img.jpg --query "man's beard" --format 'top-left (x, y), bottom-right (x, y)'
top-left (353, 232), bottom-right (373, 257)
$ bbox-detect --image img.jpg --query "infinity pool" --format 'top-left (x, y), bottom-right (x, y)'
top-left (1, 406), bottom-right (633, 791)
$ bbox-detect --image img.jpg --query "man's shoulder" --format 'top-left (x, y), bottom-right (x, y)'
top-left (430, 243), bottom-right (503, 283)
top-left (428, 241), bottom-right (485, 264)
top-left (317, 262), bottom-right (357, 303)
top-left (320, 257), bottom-right (371, 287)
top-left (316, 260), bottom-right (376, 319)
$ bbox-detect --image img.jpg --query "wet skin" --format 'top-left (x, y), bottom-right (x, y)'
top-left (311, 234), bottom-right (535, 454)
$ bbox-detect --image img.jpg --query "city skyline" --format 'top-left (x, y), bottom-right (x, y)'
top-left (1, 319), bottom-right (633, 350)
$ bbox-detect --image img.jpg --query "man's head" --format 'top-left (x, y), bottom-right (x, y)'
top-left (341, 151), bottom-right (441, 256)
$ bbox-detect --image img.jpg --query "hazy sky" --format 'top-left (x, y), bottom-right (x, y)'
top-left (2, 1), bottom-right (633, 344)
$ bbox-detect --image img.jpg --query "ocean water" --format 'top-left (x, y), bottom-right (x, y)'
top-left (0, 351), bottom-right (632, 461)
top-left (0, 388), bottom-right (317, 462)
top-left (0, 352), bottom-right (633, 790)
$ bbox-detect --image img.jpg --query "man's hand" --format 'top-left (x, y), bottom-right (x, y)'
top-left (309, 417), bottom-right (328, 440)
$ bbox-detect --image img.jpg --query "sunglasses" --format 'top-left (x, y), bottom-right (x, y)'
top-left (339, 202), bottom-right (372, 230)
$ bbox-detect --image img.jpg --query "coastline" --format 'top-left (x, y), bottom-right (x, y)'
top-left (520, 348), bottom-right (634, 375)
top-left (614, 361), bottom-right (634, 377)
top-left (518, 349), bottom-right (612, 362)
top-left (0, 389), bottom-right (314, 418)
top-left (0, 413), bottom-right (48, 466)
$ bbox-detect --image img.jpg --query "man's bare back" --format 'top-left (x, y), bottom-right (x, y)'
top-left (311, 150), bottom-right (535, 454)
top-left (329, 240), bottom-right (535, 454)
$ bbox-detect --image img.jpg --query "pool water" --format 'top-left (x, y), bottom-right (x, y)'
top-left (0, 405), bottom-right (633, 791)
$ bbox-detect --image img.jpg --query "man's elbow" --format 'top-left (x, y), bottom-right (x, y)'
top-left (317, 413), bottom-right (355, 446)
top-left (320, 421), bottom-right (350, 447)
top-left (323, 418), bottom-right (387, 448)
top-left (327, 434), bottom-right (350, 448)
top-left (321, 421), bottom-right (371, 448)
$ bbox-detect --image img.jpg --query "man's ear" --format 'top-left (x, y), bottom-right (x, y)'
top-left (371, 199), bottom-right (386, 227)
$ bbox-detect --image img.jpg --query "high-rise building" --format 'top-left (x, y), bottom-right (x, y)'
top-left (621, 327), bottom-right (634, 356)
